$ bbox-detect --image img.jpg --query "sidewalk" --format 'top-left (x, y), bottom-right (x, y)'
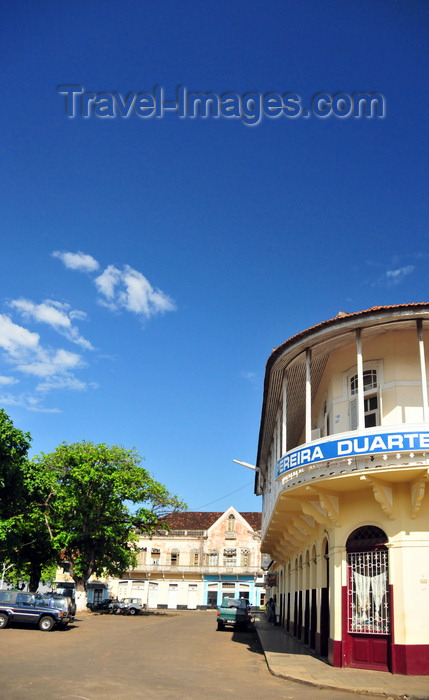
top-left (254, 616), bottom-right (429, 700)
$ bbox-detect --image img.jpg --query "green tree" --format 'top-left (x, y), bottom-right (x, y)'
top-left (32, 441), bottom-right (186, 600)
top-left (0, 410), bottom-right (57, 591)
top-left (0, 408), bottom-right (31, 520)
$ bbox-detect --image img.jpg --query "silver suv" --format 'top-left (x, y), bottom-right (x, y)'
top-left (117, 597), bottom-right (144, 615)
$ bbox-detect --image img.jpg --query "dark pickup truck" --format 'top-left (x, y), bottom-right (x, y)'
top-left (0, 590), bottom-right (71, 631)
top-left (216, 598), bottom-right (252, 631)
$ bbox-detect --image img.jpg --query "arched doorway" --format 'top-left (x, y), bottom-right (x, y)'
top-left (343, 525), bottom-right (390, 671)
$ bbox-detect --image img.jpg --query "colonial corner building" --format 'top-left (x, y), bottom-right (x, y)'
top-left (255, 304), bottom-right (429, 675)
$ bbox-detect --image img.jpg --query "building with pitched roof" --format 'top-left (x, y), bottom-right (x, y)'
top-left (105, 507), bottom-right (263, 610)
top-left (256, 304), bottom-right (429, 675)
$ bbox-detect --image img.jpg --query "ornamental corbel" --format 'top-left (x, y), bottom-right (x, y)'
top-left (411, 469), bottom-right (429, 519)
top-left (304, 486), bottom-right (340, 523)
top-left (301, 500), bottom-right (330, 526)
top-left (291, 515), bottom-right (315, 537)
top-left (286, 524), bottom-right (306, 543)
top-left (360, 475), bottom-right (394, 520)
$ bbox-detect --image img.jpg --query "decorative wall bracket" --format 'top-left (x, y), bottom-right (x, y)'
top-left (360, 475), bottom-right (395, 520)
top-left (411, 469), bottom-right (429, 519)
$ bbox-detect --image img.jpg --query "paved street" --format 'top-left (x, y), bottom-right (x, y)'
top-left (1, 609), bottom-right (381, 700)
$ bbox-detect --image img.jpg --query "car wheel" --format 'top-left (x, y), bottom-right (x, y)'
top-left (39, 615), bottom-right (55, 631)
top-left (217, 621), bottom-right (224, 631)
top-left (0, 613), bottom-right (8, 629)
top-left (129, 607), bottom-right (136, 615)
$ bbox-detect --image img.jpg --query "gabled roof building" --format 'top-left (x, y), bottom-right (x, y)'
top-left (255, 304), bottom-right (429, 675)
top-left (106, 507), bottom-right (264, 610)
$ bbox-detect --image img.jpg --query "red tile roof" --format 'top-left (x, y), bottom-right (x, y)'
top-left (272, 303), bottom-right (429, 357)
top-left (159, 511), bottom-right (261, 531)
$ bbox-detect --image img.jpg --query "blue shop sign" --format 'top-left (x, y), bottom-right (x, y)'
top-left (276, 430), bottom-right (429, 477)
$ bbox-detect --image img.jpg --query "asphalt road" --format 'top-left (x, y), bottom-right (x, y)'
top-left (0, 610), bottom-right (371, 700)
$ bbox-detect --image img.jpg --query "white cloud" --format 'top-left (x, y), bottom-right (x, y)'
top-left (9, 298), bottom-right (93, 350)
top-left (0, 375), bottom-right (18, 385)
top-left (0, 391), bottom-right (60, 412)
top-left (0, 313), bottom-right (87, 398)
top-left (17, 348), bottom-right (83, 378)
top-left (95, 264), bottom-right (176, 318)
top-left (52, 250), bottom-right (100, 272)
top-left (386, 265), bottom-right (415, 283)
top-left (35, 375), bottom-right (88, 392)
top-left (0, 314), bottom-right (40, 357)
top-left (52, 250), bottom-right (177, 320)
top-left (94, 265), bottom-right (121, 303)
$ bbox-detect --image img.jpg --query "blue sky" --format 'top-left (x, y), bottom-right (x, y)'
top-left (1, 0), bottom-right (428, 512)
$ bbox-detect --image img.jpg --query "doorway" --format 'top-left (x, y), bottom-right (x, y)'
top-left (343, 526), bottom-right (390, 671)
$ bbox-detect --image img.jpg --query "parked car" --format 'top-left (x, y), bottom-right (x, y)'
top-left (87, 598), bottom-right (118, 614)
top-left (0, 590), bottom-right (71, 631)
top-left (216, 598), bottom-right (252, 631)
top-left (116, 597), bottom-right (144, 615)
top-left (35, 593), bottom-right (76, 622)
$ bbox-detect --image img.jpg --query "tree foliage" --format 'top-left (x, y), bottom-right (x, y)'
top-left (32, 441), bottom-right (186, 590)
top-left (0, 411), bottom-right (57, 590)
top-left (0, 410), bottom-right (186, 594)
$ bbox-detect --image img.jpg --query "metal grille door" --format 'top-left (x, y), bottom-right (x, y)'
top-left (347, 550), bottom-right (389, 634)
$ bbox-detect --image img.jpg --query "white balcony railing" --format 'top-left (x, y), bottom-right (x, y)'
top-left (133, 564), bottom-right (262, 576)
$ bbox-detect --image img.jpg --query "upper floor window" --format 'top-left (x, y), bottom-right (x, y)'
top-left (241, 549), bottom-right (251, 566)
top-left (190, 549), bottom-right (200, 566)
top-left (170, 549), bottom-right (180, 566)
top-left (350, 369), bottom-right (377, 396)
top-left (349, 368), bottom-right (379, 429)
top-left (208, 549), bottom-right (219, 566)
top-left (226, 514), bottom-right (236, 539)
top-left (151, 548), bottom-right (160, 565)
top-left (223, 548), bottom-right (237, 566)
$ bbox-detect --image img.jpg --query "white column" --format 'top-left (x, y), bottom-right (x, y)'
top-left (282, 376), bottom-right (287, 455)
top-left (417, 320), bottom-right (429, 423)
top-left (306, 349), bottom-right (312, 443)
top-left (356, 329), bottom-right (365, 430)
top-left (277, 412), bottom-right (282, 461)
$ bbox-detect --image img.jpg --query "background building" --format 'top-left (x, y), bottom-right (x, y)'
top-left (105, 507), bottom-right (263, 610)
top-left (255, 304), bottom-right (429, 675)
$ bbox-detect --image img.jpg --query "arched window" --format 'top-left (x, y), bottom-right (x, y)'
top-left (346, 526), bottom-right (389, 634)
top-left (349, 366), bottom-right (379, 429)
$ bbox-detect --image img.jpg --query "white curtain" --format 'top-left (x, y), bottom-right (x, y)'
top-left (353, 571), bottom-right (370, 617)
top-left (371, 572), bottom-right (387, 619)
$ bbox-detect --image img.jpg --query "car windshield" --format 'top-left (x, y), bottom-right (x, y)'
top-left (36, 595), bottom-right (69, 611)
top-left (223, 598), bottom-right (247, 608)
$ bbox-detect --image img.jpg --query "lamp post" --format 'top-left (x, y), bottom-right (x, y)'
top-left (232, 459), bottom-right (258, 471)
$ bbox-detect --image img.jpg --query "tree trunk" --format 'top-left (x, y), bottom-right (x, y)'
top-left (29, 562), bottom-right (42, 592)
top-left (73, 578), bottom-right (88, 611)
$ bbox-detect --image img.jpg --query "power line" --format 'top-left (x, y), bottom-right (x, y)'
top-left (192, 481), bottom-right (253, 510)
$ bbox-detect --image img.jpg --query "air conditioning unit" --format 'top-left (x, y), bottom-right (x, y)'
top-left (311, 428), bottom-right (321, 441)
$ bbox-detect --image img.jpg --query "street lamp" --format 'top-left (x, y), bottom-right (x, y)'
top-left (232, 459), bottom-right (258, 471)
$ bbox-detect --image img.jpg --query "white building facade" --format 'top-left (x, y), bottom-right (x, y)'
top-left (85, 507), bottom-right (263, 611)
top-left (255, 304), bottom-right (429, 675)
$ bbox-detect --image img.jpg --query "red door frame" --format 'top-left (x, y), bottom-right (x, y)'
top-left (342, 556), bottom-right (391, 671)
